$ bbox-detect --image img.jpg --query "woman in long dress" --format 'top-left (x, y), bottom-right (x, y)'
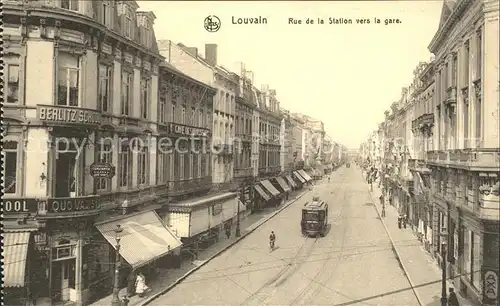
top-left (135, 272), bottom-right (148, 297)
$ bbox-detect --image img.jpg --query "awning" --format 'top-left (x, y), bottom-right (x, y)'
top-left (254, 185), bottom-right (271, 201)
top-left (286, 175), bottom-right (297, 188)
top-left (96, 211), bottom-right (183, 269)
top-left (299, 170), bottom-right (313, 181)
top-left (276, 177), bottom-right (291, 193)
top-left (3, 230), bottom-right (33, 288)
top-left (260, 180), bottom-right (281, 197)
top-left (293, 171), bottom-right (306, 183)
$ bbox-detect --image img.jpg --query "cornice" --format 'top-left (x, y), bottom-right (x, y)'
top-left (428, 0), bottom-right (472, 53)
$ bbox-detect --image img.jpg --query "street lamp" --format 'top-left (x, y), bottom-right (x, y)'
top-left (440, 227), bottom-right (449, 306)
top-left (236, 188), bottom-right (242, 237)
top-left (111, 224), bottom-right (124, 306)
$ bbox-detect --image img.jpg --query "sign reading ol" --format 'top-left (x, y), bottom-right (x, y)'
top-left (3, 199), bottom-right (39, 214)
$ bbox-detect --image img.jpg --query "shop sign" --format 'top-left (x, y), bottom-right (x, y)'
top-left (90, 163), bottom-right (116, 178)
top-left (37, 105), bottom-right (101, 126)
top-left (484, 270), bottom-right (498, 303)
top-left (3, 198), bottom-right (39, 214)
top-left (168, 122), bottom-right (208, 137)
top-left (38, 197), bottom-right (101, 214)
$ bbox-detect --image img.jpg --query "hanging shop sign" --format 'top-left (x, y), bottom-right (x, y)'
top-left (168, 122), bottom-right (209, 137)
top-left (484, 270), bottom-right (498, 304)
top-left (37, 105), bottom-right (101, 126)
top-left (90, 163), bottom-right (116, 178)
top-left (3, 198), bottom-right (39, 214)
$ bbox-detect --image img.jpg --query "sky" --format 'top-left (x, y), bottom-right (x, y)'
top-left (138, 0), bottom-right (444, 149)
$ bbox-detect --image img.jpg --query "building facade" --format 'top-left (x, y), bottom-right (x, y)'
top-left (371, 2), bottom-right (499, 305)
top-left (2, 1), bottom-right (185, 305)
top-left (280, 109), bottom-right (295, 175)
top-left (258, 86), bottom-right (282, 177)
top-left (157, 62), bottom-right (215, 201)
top-left (290, 115), bottom-right (305, 169)
top-left (209, 47), bottom-right (238, 191)
top-left (425, 1), bottom-right (499, 304)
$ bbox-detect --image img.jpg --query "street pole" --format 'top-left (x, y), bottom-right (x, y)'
top-left (440, 229), bottom-right (448, 306)
top-left (236, 187), bottom-right (242, 237)
top-left (111, 224), bottom-right (123, 306)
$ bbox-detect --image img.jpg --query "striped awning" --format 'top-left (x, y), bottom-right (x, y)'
top-left (260, 180), bottom-right (281, 197)
top-left (3, 230), bottom-right (33, 288)
top-left (96, 211), bottom-right (182, 269)
top-left (254, 185), bottom-right (271, 201)
top-left (286, 175), bottom-right (297, 188)
top-left (293, 171), bottom-right (306, 183)
top-left (299, 170), bottom-right (313, 181)
top-left (276, 177), bottom-right (291, 193)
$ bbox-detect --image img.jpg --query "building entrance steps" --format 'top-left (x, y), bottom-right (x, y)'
top-left (88, 189), bottom-right (309, 306)
top-left (368, 181), bottom-right (473, 306)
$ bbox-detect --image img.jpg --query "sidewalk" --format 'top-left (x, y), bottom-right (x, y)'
top-left (369, 185), bottom-right (473, 306)
top-left (89, 189), bottom-right (308, 306)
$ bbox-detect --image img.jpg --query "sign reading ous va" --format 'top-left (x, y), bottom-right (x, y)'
top-left (37, 105), bottom-right (101, 126)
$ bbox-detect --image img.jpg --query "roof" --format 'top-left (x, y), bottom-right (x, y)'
top-left (304, 200), bottom-right (327, 210)
top-left (159, 61), bottom-right (216, 92)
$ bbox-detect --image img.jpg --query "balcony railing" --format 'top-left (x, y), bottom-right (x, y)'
top-left (214, 144), bottom-right (233, 155)
top-left (236, 133), bottom-right (252, 142)
top-left (426, 149), bottom-right (500, 170)
top-left (167, 176), bottom-right (212, 196)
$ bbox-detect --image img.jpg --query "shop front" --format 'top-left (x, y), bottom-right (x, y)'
top-left (3, 228), bottom-right (37, 306)
top-left (94, 210), bottom-right (183, 296)
top-left (260, 179), bottom-right (283, 206)
top-left (293, 171), bottom-right (307, 186)
top-left (298, 169), bottom-right (313, 183)
top-left (274, 176), bottom-right (291, 200)
top-left (286, 175), bottom-right (298, 190)
top-left (163, 192), bottom-right (239, 253)
top-left (253, 184), bottom-right (272, 210)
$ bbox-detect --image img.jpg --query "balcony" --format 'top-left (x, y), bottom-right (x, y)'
top-left (426, 149), bottom-right (500, 170)
top-left (234, 167), bottom-right (253, 178)
top-left (213, 144), bottom-right (233, 155)
top-left (444, 86), bottom-right (457, 107)
top-left (167, 176), bottom-right (212, 196)
top-left (236, 133), bottom-right (252, 143)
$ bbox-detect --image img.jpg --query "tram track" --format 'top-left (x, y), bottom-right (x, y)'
top-left (289, 170), bottom-right (349, 305)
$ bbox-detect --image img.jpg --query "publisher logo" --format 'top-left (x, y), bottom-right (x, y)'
top-left (204, 15), bottom-right (221, 32)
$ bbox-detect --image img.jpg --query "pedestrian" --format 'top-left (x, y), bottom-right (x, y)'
top-left (381, 204), bottom-right (386, 217)
top-left (403, 214), bottom-right (407, 229)
top-left (448, 287), bottom-right (460, 306)
top-left (397, 214), bottom-right (402, 229)
top-left (127, 270), bottom-right (136, 297)
top-left (135, 272), bottom-right (149, 298)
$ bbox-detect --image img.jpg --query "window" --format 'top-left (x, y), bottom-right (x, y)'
top-left (463, 227), bottom-right (472, 280)
top-left (158, 144), bottom-right (171, 184)
top-left (137, 144), bottom-right (149, 185)
top-left (464, 40), bottom-right (470, 86)
top-left (472, 232), bottom-right (481, 290)
top-left (61, 0), bottom-right (79, 11)
top-left (96, 136), bottom-right (113, 191)
top-left (124, 7), bottom-right (134, 39)
top-left (121, 71), bottom-right (132, 115)
top-left (159, 96), bottom-right (167, 124)
top-left (199, 110), bottom-right (203, 128)
top-left (99, 64), bottom-right (112, 112)
top-left (181, 106), bottom-right (186, 124)
top-left (452, 55), bottom-right (457, 87)
top-left (58, 53), bottom-right (80, 106)
top-left (143, 23), bottom-right (151, 47)
top-left (476, 28), bottom-right (482, 79)
top-left (102, 1), bottom-right (113, 27)
top-left (171, 103), bottom-right (176, 122)
top-left (140, 77), bottom-right (151, 120)
top-left (174, 150), bottom-right (181, 179)
top-left (191, 107), bottom-right (197, 125)
top-left (118, 142), bottom-right (131, 187)
top-left (5, 61), bottom-right (20, 104)
top-left (2, 141), bottom-right (18, 194)
top-left (184, 141), bottom-right (191, 179)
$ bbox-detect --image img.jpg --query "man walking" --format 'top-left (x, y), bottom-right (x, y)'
top-left (448, 287), bottom-right (460, 306)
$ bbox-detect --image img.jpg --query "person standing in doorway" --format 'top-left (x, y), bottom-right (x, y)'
top-left (448, 287), bottom-right (460, 306)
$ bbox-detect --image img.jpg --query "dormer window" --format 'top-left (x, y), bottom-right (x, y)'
top-left (61, 0), bottom-right (79, 11)
top-left (143, 22), bottom-right (151, 47)
top-left (124, 7), bottom-right (134, 39)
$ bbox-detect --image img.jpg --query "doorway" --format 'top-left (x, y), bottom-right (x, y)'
top-left (55, 151), bottom-right (78, 198)
top-left (52, 259), bottom-right (76, 302)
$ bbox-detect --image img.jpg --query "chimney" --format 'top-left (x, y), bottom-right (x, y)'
top-left (186, 47), bottom-right (198, 57)
top-left (205, 44), bottom-right (217, 66)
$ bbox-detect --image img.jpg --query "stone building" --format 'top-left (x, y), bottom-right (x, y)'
top-left (2, 1), bottom-right (184, 305)
top-left (280, 108), bottom-right (295, 175)
top-left (425, 1), bottom-right (499, 304)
